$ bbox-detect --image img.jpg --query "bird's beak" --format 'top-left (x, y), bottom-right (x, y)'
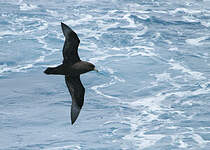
top-left (93, 67), bottom-right (99, 72)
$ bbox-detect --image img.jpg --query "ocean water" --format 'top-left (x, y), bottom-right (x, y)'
top-left (0, 0), bottom-right (210, 149)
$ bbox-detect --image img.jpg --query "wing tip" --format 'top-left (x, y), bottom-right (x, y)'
top-left (71, 103), bottom-right (82, 125)
top-left (61, 22), bottom-right (72, 38)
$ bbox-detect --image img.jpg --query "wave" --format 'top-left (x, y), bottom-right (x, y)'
top-left (91, 66), bottom-right (124, 100)
top-left (43, 145), bottom-right (81, 150)
top-left (18, 0), bottom-right (38, 11)
top-left (170, 8), bottom-right (202, 15)
top-left (185, 36), bottom-right (209, 46)
top-left (120, 82), bottom-right (210, 149)
top-left (169, 59), bottom-right (206, 80)
top-left (0, 63), bottom-right (33, 75)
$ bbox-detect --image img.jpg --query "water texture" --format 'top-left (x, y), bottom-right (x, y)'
top-left (0, 0), bottom-right (210, 149)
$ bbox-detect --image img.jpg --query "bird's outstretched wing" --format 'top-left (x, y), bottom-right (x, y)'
top-left (61, 22), bottom-right (80, 65)
top-left (65, 75), bottom-right (85, 124)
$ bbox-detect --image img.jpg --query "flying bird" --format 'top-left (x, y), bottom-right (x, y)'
top-left (44, 22), bottom-right (98, 124)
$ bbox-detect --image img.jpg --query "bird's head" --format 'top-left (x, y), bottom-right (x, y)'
top-left (87, 63), bottom-right (98, 72)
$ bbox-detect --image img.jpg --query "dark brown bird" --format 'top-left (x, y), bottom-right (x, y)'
top-left (44, 22), bottom-right (98, 124)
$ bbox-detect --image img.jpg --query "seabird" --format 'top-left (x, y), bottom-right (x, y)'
top-left (44, 22), bottom-right (98, 125)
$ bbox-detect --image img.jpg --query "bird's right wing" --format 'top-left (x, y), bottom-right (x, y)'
top-left (65, 75), bottom-right (85, 124)
top-left (61, 22), bottom-right (80, 65)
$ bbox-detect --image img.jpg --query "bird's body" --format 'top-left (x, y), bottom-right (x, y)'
top-left (44, 22), bottom-right (97, 124)
top-left (45, 61), bottom-right (95, 76)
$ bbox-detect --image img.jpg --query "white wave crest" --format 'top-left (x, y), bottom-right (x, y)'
top-left (169, 59), bottom-right (206, 80)
top-left (18, 0), bottom-right (38, 11)
top-left (128, 45), bottom-right (156, 57)
top-left (186, 36), bottom-right (209, 46)
top-left (36, 35), bottom-right (59, 52)
top-left (0, 63), bottom-right (33, 75)
top-left (0, 30), bottom-right (19, 36)
top-left (43, 145), bottom-right (81, 150)
top-left (170, 8), bottom-right (201, 15)
top-left (201, 21), bottom-right (210, 27)
top-left (89, 53), bottom-right (127, 64)
top-left (91, 79), bottom-right (120, 100)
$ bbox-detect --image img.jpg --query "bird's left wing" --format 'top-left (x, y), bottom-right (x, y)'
top-left (65, 75), bottom-right (85, 124)
top-left (61, 22), bottom-right (80, 65)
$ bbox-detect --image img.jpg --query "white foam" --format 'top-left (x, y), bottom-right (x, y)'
top-left (105, 67), bottom-right (114, 74)
top-left (18, 64), bottom-right (33, 70)
top-left (38, 22), bottom-right (48, 31)
top-left (123, 115), bottom-right (165, 149)
top-left (164, 87), bottom-right (208, 101)
top-left (0, 30), bottom-right (19, 36)
top-left (181, 99), bottom-right (203, 106)
top-left (151, 72), bottom-right (181, 88)
top-left (36, 35), bottom-right (59, 52)
top-left (35, 55), bottom-right (45, 63)
top-left (41, 63), bottom-right (61, 68)
top-left (170, 8), bottom-right (201, 15)
top-left (192, 134), bottom-right (206, 147)
top-left (122, 14), bottom-right (148, 36)
top-left (79, 42), bottom-right (98, 52)
top-left (169, 60), bottom-right (206, 80)
top-left (89, 53), bottom-right (127, 64)
top-left (169, 47), bottom-right (178, 51)
top-left (201, 21), bottom-right (210, 27)
top-left (179, 84), bottom-right (209, 99)
top-left (182, 15), bottom-right (200, 23)
top-left (128, 45), bottom-right (156, 57)
top-left (154, 72), bottom-right (171, 82)
top-left (91, 65), bottom-right (125, 100)
top-left (160, 88), bottom-right (210, 105)
top-left (176, 136), bottom-right (189, 148)
top-left (123, 14), bottom-right (136, 28)
top-left (43, 145), bottom-right (81, 150)
top-left (138, 26), bottom-right (148, 36)
top-left (19, 0), bottom-right (38, 11)
top-left (137, 14), bottom-right (150, 20)
top-left (91, 79), bottom-right (120, 100)
top-left (65, 14), bottom-right (93, 26)
top-left (128, 93), bottom-right (165, 112)
top-left (15, 16), bottom-right (48, 32)
top-left (129, 50), bottom-right (156, 57)
top-left (186, 36), bottom-right (208, 46)
top-left (133, 45), bottom-right (154, 51)
top-left (46, 9), bottom-right (59, 17)
top-left (153, 10), bottom-right (168, 14)
top-left (0, 63), bottom-right (33, 74)
top-left (111, 47), bottom-right (121, 51)
top-left (112, 75), bottom-right (125, 83)
top-left (165, 40), bottom-right (172, 45)
top-left (179, 140), bottom-right (188, 148)
top-left (103, 120), bottom-right (116, 125)
top-left (98, 21), bottom-right (119, 32)
top-left (128, 82), bottom-right (210, 112)
top-left (122, 81), bottom-right (210, 149)
top-left (135, 134), bottom-right (164, 149)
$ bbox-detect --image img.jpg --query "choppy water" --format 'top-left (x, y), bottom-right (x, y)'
top-left (0, 0), bottom-right (210, 149)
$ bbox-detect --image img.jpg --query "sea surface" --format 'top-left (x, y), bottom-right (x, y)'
top-left (0, 0), bottom-right (210, 149)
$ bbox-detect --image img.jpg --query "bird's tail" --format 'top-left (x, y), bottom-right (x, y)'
top-left (44, 64), bottom-right (65, 75)
top-left (44, 67), bottom-right (56, 74)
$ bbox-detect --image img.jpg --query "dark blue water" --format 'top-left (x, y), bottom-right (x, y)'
top-left (0, 0), bottom-right (210, 149)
